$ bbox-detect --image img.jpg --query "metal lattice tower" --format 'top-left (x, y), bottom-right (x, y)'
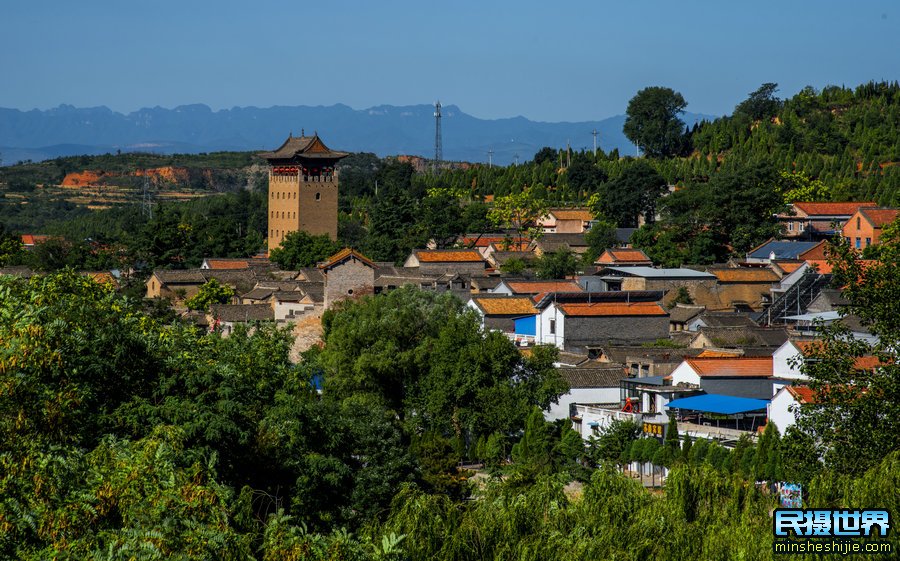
top-left (141, 173), bottom-right (155, 219)
top-left (433, 100), bottom-right (442, 172)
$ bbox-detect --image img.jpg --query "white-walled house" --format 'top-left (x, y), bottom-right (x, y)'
top-left (536, 301), bottom-right (669, 350)
top-left (544, 365), bottom-right (626, 421)
top-left (768, 385), bottom-right (815, 433)
top-left (771, 339), bottom-right (813, 394)
top-left (669, 356), bottom-right (775, 399)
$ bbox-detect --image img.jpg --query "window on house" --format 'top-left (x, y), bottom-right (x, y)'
top-left (316, 192), bottom-right (321, 201)
top-left (799, 222), bottom-right (805, 232)
top-left (866, 237), bottom-right (871, 247)
top-left (856, 237), bottom-right (861, 249)
top-left (787, 222), bottom-right (793, 232)
top-left (857, 216), bottom-right (861, 230)
top-left (549, 319), bottom-right (556, 334)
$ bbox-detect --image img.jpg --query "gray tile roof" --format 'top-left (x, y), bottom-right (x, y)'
top-left (558, 365), bottom-right (628, 388)
top-left (696, 326), bottom-right (790, 348)
top-left (210, 304), bottom-right (274, 322)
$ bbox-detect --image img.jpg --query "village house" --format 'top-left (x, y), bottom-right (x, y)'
top-left (669, 356), bottom-right (775, 399)
top-left (668, 304), bottom-right (706, 332)
top-left (492, 279), bottom-right (583, 297)
top-left (146, 269), bottom-right (258, 301)
top-left (703, 267), bottom-right (781, 311)
top-left (842, 207), bottom-right (900, 250)
top-left (594, 345), bottom-right (703, 377)
top-left (537, 299), bottom-right (669, 350)
top-left (466, 294), bottom-right (537, 333)
top-left (591, 266), bottom-right (718, 307)
top-left (688, 326), bottom-right (789, 351)
top-left (530, 233), bottom-right (590, 256)
top-left (545, 364), bottom-right (628, 421)
top-left (537, 208), bottom-right (595, 234)
top-left (768, 385), bottom-right (815, 433)
top-left (207, 303), bottom-right (275, 335)
top-left (404, 249), bottom-right (488, 275)
top-left (744, 239), bottom-right (822, 264)
top-left (319, 248), bottom-right (376, 309)
top-left (776, 201), bottom-right (875, 241)
top-left (593, 248), bottom-right (653, 267)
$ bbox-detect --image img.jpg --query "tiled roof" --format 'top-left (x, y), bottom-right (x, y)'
top-left (242, 287), bottom-right (275, 301)
top-left (557, 302), bottom-right (668, 317)
top-left (83, 271), bottom-right (117, 286)
top-left (153, 270), bottom-right (207, 284)
top-left (210, 303), bottom-right (274, 322)
top-left (798, 241), bottom-right (828, 261)
top-left (685, 357), bottom-right (773, 377)
top-left (471, 296), bottom-right (536, 316)
top-left (853, 356), bottom-right (886, 371)
top-left (295, 267), bottom-right (326, 283)
top-left (595, 248), bottom-right (652, 264)
top-left (793, 340), bottom-right (824, 356)
top-left (260, 134), bottom-right (348, 161)
top-left (696, 313), bottom-right (758, 328)
top-left (668, 305), bottom-right (706, 323)
top-left (504, 280), bottom-right (582, 294)
top-left (697, 326), bottom-right (788, 348)
top-left (558, 366), bottom-right (627, 388)
top-left (772, 260), bottom-right (805, 274)
top-left (697, 349), bottom-right (744, 358)
top-left (747, 240), bottom-right (821, 260)
top-left (786, 385), bottom-right (817, 404)
top-left (205, 259), bottom-right (251, 270)
top-left (709, 268), bottom-right (780, 283)
top-left (533, 233), bottom-right (589, 249)
top-left (414, 249), bottom-right (485, 263)
top-left (793, 201), bottom-right (876, 216)
top-left (859, 207), bottom-right (900, 228)
top-left (470, 276), bottom-right (503, 290)
top-left (549, 208), bottom-right (594, 221)
top-left (319, 248), bottom-right (375, 270)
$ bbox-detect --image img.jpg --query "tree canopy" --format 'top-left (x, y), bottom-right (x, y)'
top-left (623, 86), bottom-right (689, 158)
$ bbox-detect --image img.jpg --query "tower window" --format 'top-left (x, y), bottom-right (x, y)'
top-left (316, 192), bottom-right (321, 201)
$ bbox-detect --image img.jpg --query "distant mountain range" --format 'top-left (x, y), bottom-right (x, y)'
top-left (0, 104), bottom-right (717, 166)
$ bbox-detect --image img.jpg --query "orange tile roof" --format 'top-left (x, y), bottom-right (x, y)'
top-left (772, 261), bottom-right (804, 274)
top-left (793, 201), bottom-right (876, 216)
top-left (595, 248), bottom-right (652, 264)
top-left (472, 296), bottom-right (537, 316)
top-left (859, 207), bottom-right (900, 228)
top-left (684, 357), bottom-right (773, 377)
top-left (550, 208), bottom-right (594, 221)
top-left (319, 248), bottom-right (375, 270)
top-left (798, 241), bottom-right (828, 261)
top-left (786, 385), bottom-right (817, 404)
top-left (793, 340), bottom-right (824, 356)
top-left (709, 268), bottom-right (780, 283)
top-left (557, 302), bottom-right (668, 317)
top-left (20, 234), bottom-right (52, 246)
top-left (505, 280), bottom-right (582, 294)
top-left (853, 356), bottom-right (886, 371)
top-left (415, 249), bottom-right (485, 263)
top-left (206, 259), bottom-right (250, 270)
top-left (489, 242), bottom-right (532, 252)
top-left (84, 271), bottom-right (117, 285)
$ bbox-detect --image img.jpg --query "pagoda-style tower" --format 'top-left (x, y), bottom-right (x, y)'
top-left (260, 133), bottom-right (348, 250)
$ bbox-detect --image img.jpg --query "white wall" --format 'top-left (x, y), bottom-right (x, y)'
top-left (768, 387), bottom-right (800, 433)
top-left (491, 282), bottom-right (513, 295)
top-left (669, 361), bottom-right (701, 386)
top-left (465, 300), bottom-right (486, 329)
top-left (545, 387), bottom-right (619, 421)
top-left (538, 303), bottom-right (566, 349)
top-left (274, 301), bottom-right (315, 321)
top-left (772, 341), bottom-right (808, 381)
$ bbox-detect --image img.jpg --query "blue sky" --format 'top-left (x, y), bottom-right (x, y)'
top-left (1, 0), bottom-right (898, 121)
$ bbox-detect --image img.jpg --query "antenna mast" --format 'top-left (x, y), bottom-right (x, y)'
top-left (592, 129), bottom-right (598, 156)
top-left (141, 172), bottom-right (154, 219)
top-left (433, 100), bottom-right (442, 172)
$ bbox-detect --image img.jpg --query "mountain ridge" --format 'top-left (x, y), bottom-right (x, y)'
top-left (0, 103), bottom-right (717, 166)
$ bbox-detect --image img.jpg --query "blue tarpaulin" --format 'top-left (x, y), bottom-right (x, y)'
top-left (665, 394), bottom-right (768, 415)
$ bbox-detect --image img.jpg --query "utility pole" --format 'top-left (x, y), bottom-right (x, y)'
top-left (514, 153), bottom-right (519, 166)
top-left (592, 129), bottom-right (598, 156)
top-left (488, 148), bottom-right (494, 168)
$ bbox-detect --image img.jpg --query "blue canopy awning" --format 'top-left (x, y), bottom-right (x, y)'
top-left (665, 394), bottom-right (768, 415)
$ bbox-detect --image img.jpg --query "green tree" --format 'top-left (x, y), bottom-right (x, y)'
top-left (269, 229), bottom-right (341, 269)
top-left (0, 225), bottom-right (23, 266)
top-left (511, 407), bottom-right (554, 479)
top-left (534, 247), bottom-right (579, 279)
top-left (734, 82), bottom-right (782, 122)
top-left (593, 160), bottom-right (667, 227)
top-left (487, 188), bottom-right (548, 243)
top-left (185, 278), bottom-right (237, 312)
top-left (582, 218), bottom-right (618, 265)
top-left (623, 86), bottom-right (689, 158)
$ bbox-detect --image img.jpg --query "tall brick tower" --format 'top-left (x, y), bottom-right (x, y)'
top-left (260, 133), bottom-right (348, 251)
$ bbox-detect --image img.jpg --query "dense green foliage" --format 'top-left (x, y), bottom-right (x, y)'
top-left (623, 86), bottom-right (690, 158)
top-left (3, 268), bottom-right (900, 559)
top-left (268, 230), bottom-right (341, 269)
